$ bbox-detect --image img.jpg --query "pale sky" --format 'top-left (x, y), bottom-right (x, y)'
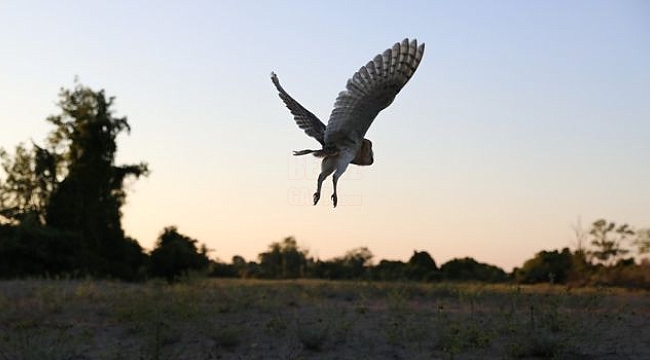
top-left (1, 1), bottom-right (649, 271)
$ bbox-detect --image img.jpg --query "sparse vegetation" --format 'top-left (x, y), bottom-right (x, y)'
top-left (0, 279), bottom-right (648, 359)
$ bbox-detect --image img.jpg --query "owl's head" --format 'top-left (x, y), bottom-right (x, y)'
top-left (351, 138), bottom-right (374, 166)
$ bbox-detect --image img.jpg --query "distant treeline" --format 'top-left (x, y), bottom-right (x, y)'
top-left (1, 82), bottom-right (649, 288)
top-left (208, 226), bottom-right (650, 290)
top-left (209, 236), bottom-right (508, 283)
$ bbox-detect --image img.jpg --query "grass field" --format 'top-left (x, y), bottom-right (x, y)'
top-left (0, 279), bottom-right (648, 359)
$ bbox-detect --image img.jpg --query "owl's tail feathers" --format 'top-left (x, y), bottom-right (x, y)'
top-left (293, 149), bottom-right (318, 156)
top-left (293, 149), bottom-right (339, 157)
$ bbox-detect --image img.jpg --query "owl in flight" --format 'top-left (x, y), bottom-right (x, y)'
top-left (271, 38), bottom-right (425, 207)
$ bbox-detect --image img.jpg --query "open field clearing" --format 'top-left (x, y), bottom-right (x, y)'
top-left (0, 279), bottom-right (648, 359)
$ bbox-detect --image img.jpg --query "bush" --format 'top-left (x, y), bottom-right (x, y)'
top-left (440, 257), bottom-right (508, 283)
top-left (589, 259), bottom-right (650, 289)
top-left (149, 226), bottom-right (209, 282)
top-left (405, 250), bottom-right (440, 281)
top-left (515, 248), bottom-right (574, 284)
top-left (0, 220), bottom-right (84, 278)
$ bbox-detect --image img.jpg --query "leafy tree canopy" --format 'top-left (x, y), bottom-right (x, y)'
top-left (258, 237), bottom-right (309, 278)
top-left (515, 248), bottom-right (574, 284)
top-left (440, 257), bottom-right (508, 283)
top-left (0, 81), bottom-right (148, 279)
top-left (150, 226), bottom-right (210, 282)
top-left (588, 219), bottom-right (633, 265)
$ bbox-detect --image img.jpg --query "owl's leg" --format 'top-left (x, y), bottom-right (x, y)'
top-left (331, 163), bottom-right (350, 208)
top-left (331, 175), bottom-right (339, 208)
top-left (314, 157), bottom-right (335, 205)
top-left (313, 172), bottom-right (327, 205)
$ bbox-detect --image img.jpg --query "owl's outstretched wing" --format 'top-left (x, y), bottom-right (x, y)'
top-left (324, 39), bottom-right (425, 148)
top-left (271, 72), bottom-right (326, 145)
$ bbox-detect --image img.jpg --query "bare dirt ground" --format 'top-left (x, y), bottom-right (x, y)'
top-left (0, 279), bottom-right (648, 359)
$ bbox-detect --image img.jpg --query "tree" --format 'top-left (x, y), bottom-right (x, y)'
top-left (440, 257), bottom-right (508, 283)
top-left (372, 260), bottom-right (406, 281)
top-left (0, 81), bottom-right (149, 279)
top-left (0, 217), bottom-right (83, 278)
top-left (405, 250), bottom-right (440, 281)
top-left (0, 143), bottom-right (83, 278)
top-left (307, 247), bottom-right (373, 280)
top-left (514, 248), bottom-right (574, 284)
top-left (634, 228), bottom-right (650, 256)
top-left (338, 247), bottom-right (374, 279)
top-left (0, 143), bottom-right (58, 224)
top-left (258, 237), bottom-right (308, 278)
top-left (44, 82), bottom-right (149, 278)
top-left (588, 219), bottom-right (633, 266)
top-left (231, 255), bottom-right (249, 277)
top-left (150, 226), bottom-right (210, 282)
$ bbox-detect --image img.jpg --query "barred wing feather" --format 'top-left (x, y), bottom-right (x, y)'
top-left (271, 72), bottom-right (326, 145)
top-left (324, 39), bottom-right (425, 148)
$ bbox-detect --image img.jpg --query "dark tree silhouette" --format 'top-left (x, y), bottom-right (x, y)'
top-left (514, 248), bottom-right (574, 284)
top-left (0, 143), bottom-right (57, 223)
top-left (312, 247), bottom-right (374, 280)
top-left (635, 228), bottom-right (650, 255)
top-left (258, 237), bottom-right (308, 278)
top-left (336, 247), bottom-right (374, 279)
top-left (588, 219), bottom-right (633, 266)
top-left (405, 250), bottom-right (440, 281)
top-left (150, 226), bottom-right (210, 282)
top-left (0, 143), bottom-right (83, 278)
top-left (0, 81), bottom-right (148, 279)
top-left (0, 216), bottom-right (83, 277)
top-left (44, 83), bottom-right (148, 279)
top-left (440, 257), bottom-right (508, 283)
top-left (372, 260), bottom-right (406, 281)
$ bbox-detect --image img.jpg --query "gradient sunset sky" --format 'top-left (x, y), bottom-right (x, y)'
top-left (1, 0), bottom-right (649, 270)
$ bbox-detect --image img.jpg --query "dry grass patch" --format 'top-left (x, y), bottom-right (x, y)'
top-left (0, 279), bottom-right (648, 359)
